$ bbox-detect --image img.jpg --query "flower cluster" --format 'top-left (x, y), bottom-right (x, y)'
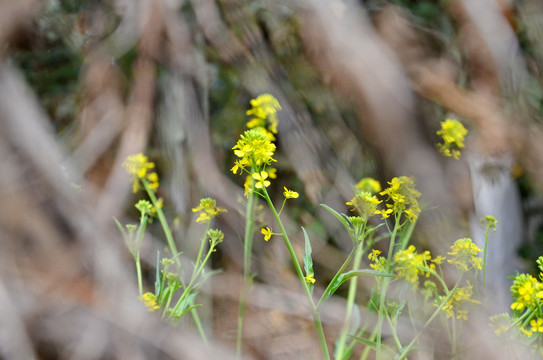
top-left (436, 119), bottom-right (468, 159)
top-left (246, 94), bottom-right (281, 137)
top-left (346, 191), bottom-right (383, 221)
top-left (369, 249), bottom-right (386, 272)
top-left (139, 292), bottom-right (160, 312)
top-left (441, 281), bottom-right (479, 321)
top-left (447, 238), bottom-right (482, 272)
top-left (355, 177), bottom-right (382, 194)
top-left (123, 153), bottom-right (159, 193)
top-left (510, 274), bottom-right (542, 311)
top-left (379, 176), bottom-right (421, 222)
top-left (232, 129), bottom-right (277, 174)
top-left (192, 198), bottom-right (227, 223)
top-left (393, 245), bottom-right (442, 287)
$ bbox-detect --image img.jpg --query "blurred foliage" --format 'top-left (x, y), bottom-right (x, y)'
top-left (7, 0), bottom-right (543, 279)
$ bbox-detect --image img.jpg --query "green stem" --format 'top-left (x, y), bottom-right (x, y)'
top-left (335, 244), bottom-right (363, 359)
top-left (482, 224), bottom-right (490, 296)
top-left (396, 280), bottom-right (462, 360)
top-left (316, 247), bottom-right (358, 310)
top-left (237, 190), bottom-right (257, 359)
top-left (142, 179), bottom-right (207, 343)
top-left (135, 254), bottom-right (143, 296)
top-left (376, 214), bottom-right (401, 359)
top-left (262, 187), bottom-right (330, 360)
top-left (142, 180), bottom-right (179, 261)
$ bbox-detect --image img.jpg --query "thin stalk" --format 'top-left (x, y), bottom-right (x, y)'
top-left (237, 190), bottom-right (256, 359)
top-left (316, 247), bottom-right (357, 309)
top-left (142, 179), bottom-right (206, 343)
top-left (396, 281), bottom-right (461, 360)
top-left (482, 225), bottom-right (490, 296)
top-left (376, 213), bottom-right (401, 359)
top-left (135, 254), bottom-right (143, 296)
top-left (262, 188), bottom-right (330, 360)
top-left (335, 243), bottom-right (363, 359)
top-left (134, 213), bottom-right (148, 296)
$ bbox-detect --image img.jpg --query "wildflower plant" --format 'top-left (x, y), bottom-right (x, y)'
top-left (436, 118), bottom-right (468, 159)
top-left (117, 153), bottom-right (226, 339)
top-left (489, 256), bottom-right (543, 356)
top-left (231, 95), bottom-right (498, 360)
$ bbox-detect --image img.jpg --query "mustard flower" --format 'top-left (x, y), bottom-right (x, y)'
top-left (261, 227), bottom-right (273, 241)
top-left (379, 176), bottom-right (421, 222)
top-left (511, 274), bottom-right (541, 311)
top-left (139, 292), bottom-right (160, 312)
top-left (268, 167), bottom-right (277, 179)
top-left (436, 119), bottom-right (468, 159)
top-left (246, 94), bottom-right (281, 134)
top-left (441, 281), bottom-right (479, 321)
top-left (305, 273), bottom-right (316, 284)
top-left (283, 187), bottom-right (299, 199)
top-left (393, 245), bottom-right (435, 287)
top-left (355, 177), bottom-right (382, 194)
top-left (232, 129), bottom-right (276, 169)
top-left (369, 249), bottom-right (386, 271)
top-left (531, 318), bottom-right (543, 333)
top-left (489, 313), bottom-right (512, 336)
top-left (123, 153), bottom-right (160, 193)
top-left (252, 171), bottom-right (271, 189)
top-left (447, 238), bottom-right (482, 272)
top-left (346, 191), bottom-right (382, 221)
top-left (192, 198), bottom-right (227, 223)
top-left (244, 175), bottom-right (254, 197)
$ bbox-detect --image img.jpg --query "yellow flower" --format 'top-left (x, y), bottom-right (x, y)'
top-left (123, 153), bottom-right (160, 193)
top-left (305, 273), bottom-right (316, 284)
top-left (246, 94), bottom-right (281, 134)
top-left (232, 129), bottom-right (276, 168)
top-left (441, 281), bottom-right (479, 321)
top-left (520, 327), bottom-right (533, 337)
top-left (139, 292), bottom-right (160, 312)
top-left (394, 245), bottom-right (434, 287)
top-left (447, 238), bottom-right (482, 272)
top-left (252, 171), bottom-right (271, 189)
top-left (355, 177), bottom-right (382, 194)
top-left (436, 119), bottom-right (468, 159)
top-left (283, 187), bottom-right (299, 199)
top-left (261, 227), bottom-right (273, 241)
top-left (511, 274), bottom-right (541, 311)
top-left (379, 176), bottom-right (421, 222)
top-left (531, 318), bottom-right (543, 333)
top-left (346, 191), bottom-right (382, 221)
top-left (369, 249), bottom-right (386, 271)
top-left (244, 175), bottom-right (254, 197)
top-left (192, 198), bottom-right (227, 223)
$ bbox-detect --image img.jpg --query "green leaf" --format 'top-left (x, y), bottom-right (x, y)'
top-left (320, 204), bottom-right (352, 232)
top-left (323, 269), bottom-right (394, 304)
top-left (302, 227), bottom-right (314, 294)
top-left (347, 335), bottom-right (378, 349)
top-left (113, 217), bottom-right (127, 238)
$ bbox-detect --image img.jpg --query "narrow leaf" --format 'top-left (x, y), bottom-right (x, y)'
top-left (320, 204), bottom-right (352, 231)
top-left (322, 269), bottom-right (394, 304)
top-left (302, 227), bottom-right (315, 294)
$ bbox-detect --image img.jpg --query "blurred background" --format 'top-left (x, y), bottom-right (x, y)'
top-left (1, 0), bottom-right (543, 358)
